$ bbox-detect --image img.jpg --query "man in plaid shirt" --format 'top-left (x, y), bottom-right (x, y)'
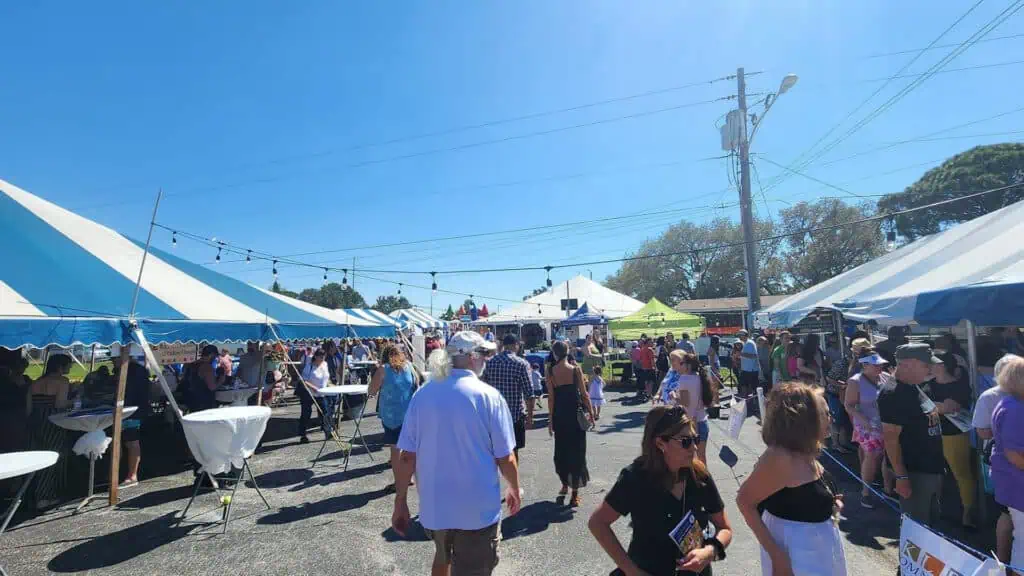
top-left (482, 333), bottom-right (535, 461)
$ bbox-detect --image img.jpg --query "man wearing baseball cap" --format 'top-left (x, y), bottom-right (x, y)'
top-left (392, 331), bottom-right (521, 576)
top-left (481, 333), bottom-right (534, 464)
top-left (877, 342), bottom-right (945, 527)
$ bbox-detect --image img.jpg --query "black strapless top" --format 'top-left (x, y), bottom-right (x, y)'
top-left (758, 473), bottom-right (836, 523)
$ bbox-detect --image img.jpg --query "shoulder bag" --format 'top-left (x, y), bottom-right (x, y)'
top-left (573, 367), bottom-right (590, 431)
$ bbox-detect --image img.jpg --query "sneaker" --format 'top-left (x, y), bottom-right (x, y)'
top-left (519, 488), bottom-right (525, 499)
top-left (299, 436), bottom-right (310, 444)
top-left (860, 494), bottom-right (875, 509)
top-left (120, 478), bottom-right (139, 489)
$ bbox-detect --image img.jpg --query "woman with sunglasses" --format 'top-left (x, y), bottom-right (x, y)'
top-left (655, 351), bottom-right (714, 464)
top-left (737, 382), bottom-right (848, 576)
top-left (589, 406), bottom-right (733, 575)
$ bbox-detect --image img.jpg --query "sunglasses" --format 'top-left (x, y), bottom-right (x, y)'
top-left (667, 435), bottom-right (699, 449)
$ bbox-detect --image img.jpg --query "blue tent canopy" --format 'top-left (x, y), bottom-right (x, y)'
top-left (0, 178), bottom-right (396, 348)
top-left (561, 302), bottom-right (609, 327)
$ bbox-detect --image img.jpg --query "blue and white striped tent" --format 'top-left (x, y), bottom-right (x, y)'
top-left (341, 308), bottom-right (404, 333)
top-left (0, 178), bottom-right (396, 349)
top-left (755, 197), bottom-right (1024, 328)
top-left (388, 307), bottom-right (447, 330)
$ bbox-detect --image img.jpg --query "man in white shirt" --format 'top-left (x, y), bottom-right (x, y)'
top-left (676, 332), bottom-right (696, 354)
top-left (393, 331), bottom-right (521, 576)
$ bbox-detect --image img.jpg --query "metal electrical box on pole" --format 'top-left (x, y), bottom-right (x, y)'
top-left (735, 67), bottom-right (762, 321)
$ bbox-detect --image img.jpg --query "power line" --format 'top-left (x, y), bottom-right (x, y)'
top-left (168, 181), bottom-right (1024, 279)
top-left (859, 58), bottom-right (1024, 82)
top-left (863, 31), bottom-right (1024, 58)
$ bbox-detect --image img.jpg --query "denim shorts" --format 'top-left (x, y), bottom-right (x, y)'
top-left (696, 420), bottom-right (710, 443)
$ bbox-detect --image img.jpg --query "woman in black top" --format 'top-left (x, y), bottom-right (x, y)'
top-left (737, 382), bottom-right (847, 576)
top-left (925, 351), bottom-right (976, 528)
top-left (589, 405), bottom-right (733, 575)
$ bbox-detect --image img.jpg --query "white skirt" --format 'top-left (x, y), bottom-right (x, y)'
top-left (760, 510), bottom-right (848, 576)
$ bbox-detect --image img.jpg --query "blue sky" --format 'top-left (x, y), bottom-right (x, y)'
top-left (1, 1), bottom-right (1022, 315)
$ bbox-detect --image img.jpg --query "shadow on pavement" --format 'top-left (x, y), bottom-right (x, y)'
top-left (257, 486), bottom-right (392, 525)
top-left (245, 467), bottom-right (315, 489)
top-left (47, 512), bottom-right (197, 573)
top-left (289, 462), bottom-right (391, 492)
top-left (381, 516), bottom-right (431, 542)
top-left (501, 501), bottom-right (574, 540)
top-left (597, 411), bottom-right (646, 435)
top-left (116, 485), bottom-right (195, 511)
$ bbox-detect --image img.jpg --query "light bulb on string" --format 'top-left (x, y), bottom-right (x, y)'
top-left (272, 260), bottom-right (278, 279)
top-left (215, 246), bottom-right (222, 263)
top-left (171, 231), bottom-right (177, 247)
top-left (323, 268), bottom-right (328, 284)
top-left (246, 250), bottom-right (252, 264)
top-left (342, 269), bottom-right (348, 286)
top-left (398, 283), bottom-right (403, 296)
top-left (431, 272), bottom-right (437, 293)
top-left (545, 266), bottom-right (553, 287)
top-left (886, 230), bottom-right (897, 251)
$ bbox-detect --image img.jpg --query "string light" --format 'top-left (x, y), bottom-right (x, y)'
top-left (342, 268), bottom-right (348, 286)
top-left (398, 283), bottom-right (403, 296)
top-left (886, 229), bottom-right (897, 251)
top-left (431, 272), bottom-right (437, 293)
top-left (272, 260), bottom-right (278, 279)
top-left (545, 266), bottom-right (553, 287)
top-left (246, 250), bottom-right (252, 264)
top-left (171, 231), bottom-right (177, 247)
top-left (323, 268), bottom-right (328, 283)
top-left (215, 246), bottom-right (222, 263)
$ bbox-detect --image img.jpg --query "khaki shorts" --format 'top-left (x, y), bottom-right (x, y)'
top-left (427, 522), bottom-right (501, 576)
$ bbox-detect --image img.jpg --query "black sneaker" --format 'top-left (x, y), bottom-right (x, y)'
top-left (299, 436), bottom-right (310, 444)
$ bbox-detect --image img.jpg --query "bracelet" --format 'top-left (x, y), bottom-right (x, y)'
top-left (895, 475), bottom-right (909, 481)
top-left (706, 536), bottom-right (727, 561)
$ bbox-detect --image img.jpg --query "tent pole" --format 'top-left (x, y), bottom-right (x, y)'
top-left (966, 320), bottom-right (978, 397)
top-left (88, 344), bottom-right (97, 374)
top-left (108, 345), bottom-right (131, 505)
top-left (134, 328), bottom-right (183, 419)
top-left (129, 190), bottom-right (162, 318)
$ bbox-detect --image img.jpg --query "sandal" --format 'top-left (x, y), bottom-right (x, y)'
top-left (570, 492), bottom-right (581, 507)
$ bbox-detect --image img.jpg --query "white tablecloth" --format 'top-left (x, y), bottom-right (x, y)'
top-left (49, 406), bottom-right (138, 433)
top-left (181, 406), bottom-right (271, 475)
top-left (215, 387), bottom-right (258, 406)
top-left (0, 451), bottom-right (59, 481)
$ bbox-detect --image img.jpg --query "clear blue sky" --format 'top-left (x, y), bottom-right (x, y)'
top-left (1, 1), bottom-right (1021, 315)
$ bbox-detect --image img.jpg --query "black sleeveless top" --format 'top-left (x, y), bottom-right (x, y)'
top-left (758, 472), bottom-right (836, 523)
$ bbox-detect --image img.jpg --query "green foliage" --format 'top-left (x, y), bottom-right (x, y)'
top-left (295, 282), bottom-right (367, 309)
top-left (604, 216), bottom-right (785, 304)
top-left (440, 304), bottom-right (456, 321)
top-left (270, 280), bottom-right (298, 298)
top-left (779, 199), bottom-right (885, 290)
top-left (878, 143), bottom-right (1024, 240)
top-left (371, 295), bottom-right (412, 314)
top-left (522, 286), bottom-right (548, 300)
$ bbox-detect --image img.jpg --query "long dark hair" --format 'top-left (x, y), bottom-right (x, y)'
top-left (638, 405), bottom-right (709, 490)
top-left (801, 334), bottom-right (821, 366)
top-left (681, 352), bottom-right (713, 406)
top-left (546, 340), bottom-right (569, 376)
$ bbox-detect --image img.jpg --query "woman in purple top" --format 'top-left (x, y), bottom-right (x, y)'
top-left (990, 355), bottom-right (1024, 572)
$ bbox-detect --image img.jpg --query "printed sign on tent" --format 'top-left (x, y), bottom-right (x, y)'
top-left (899, 514), bottom-right (985, 576)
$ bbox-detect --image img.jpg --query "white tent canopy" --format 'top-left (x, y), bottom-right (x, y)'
top-left (475, 275), bottom-right (644, 325)
top-left (755, 198), bottom-right (1024, 328)
top-left (389, 307), bottom-right (447, 330)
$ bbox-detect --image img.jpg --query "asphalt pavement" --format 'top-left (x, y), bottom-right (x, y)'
top-left (1, 387), bottom-right (900, 575)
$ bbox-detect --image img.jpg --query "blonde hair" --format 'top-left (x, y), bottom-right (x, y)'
top-left (668, 349), bottom-right (686, 365)
top-left (997, 354), bottom-right (1024, 399)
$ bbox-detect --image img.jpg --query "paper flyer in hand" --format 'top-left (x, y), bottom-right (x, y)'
top-left (668, 511), bottom-right (703, 556)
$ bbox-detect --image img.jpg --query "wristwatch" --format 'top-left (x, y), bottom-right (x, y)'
top-left (706, 536), bottom-right (727, 561)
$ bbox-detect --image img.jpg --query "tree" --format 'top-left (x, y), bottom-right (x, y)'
top-left (296, 283), bottom-right (367, 309)
top-left (878, 143), bottom-right (1024, 240)
top-left (604, 216), bottom-right (785, 305)
top-left (779, 199), bottom-right (885, 290)
top-left (270, 280), bottom-right (298, 299)
top-left (440, 304), bottom-right (456, 321)
top-left (522, 286), bottom-right (548, 300)
top-left (372, 295), bottom-right (412, 314)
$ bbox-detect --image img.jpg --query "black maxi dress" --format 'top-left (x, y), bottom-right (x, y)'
top-left (552, 368), bottom-right (589, 489)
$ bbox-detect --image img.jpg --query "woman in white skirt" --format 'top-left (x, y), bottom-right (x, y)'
top-left (737, 382), bottom-right (848, 576)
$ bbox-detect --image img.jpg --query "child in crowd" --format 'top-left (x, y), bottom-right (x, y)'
top-left (530, 363), bottom-right (544, 411)
top-left (589, 365), bottom-right (605, 426)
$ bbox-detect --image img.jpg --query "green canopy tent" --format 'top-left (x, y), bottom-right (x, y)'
top-left (608, 298), bottom-right (705, 340)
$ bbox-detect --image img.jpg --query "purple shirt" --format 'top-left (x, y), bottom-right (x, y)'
top-left (991, 394), bottom-right (1024, 512)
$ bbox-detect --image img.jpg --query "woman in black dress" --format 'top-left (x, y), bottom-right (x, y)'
top-left (589, 406), bottom-right (734, 575)
top-left (545, 340), bottom-right (594, 507)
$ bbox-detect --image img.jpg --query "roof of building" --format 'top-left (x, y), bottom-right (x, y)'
top-left (674, 294), bottom-right (788, 313)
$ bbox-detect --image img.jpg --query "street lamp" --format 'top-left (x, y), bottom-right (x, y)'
top-left (749, 73), bottom-right (798, 143)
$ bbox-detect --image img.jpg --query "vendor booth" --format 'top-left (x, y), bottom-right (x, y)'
top-left (609, 298), bottom-right (705, 341)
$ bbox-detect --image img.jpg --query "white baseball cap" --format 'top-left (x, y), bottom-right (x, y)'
top-left (446, 331), bottom-right (497, 355)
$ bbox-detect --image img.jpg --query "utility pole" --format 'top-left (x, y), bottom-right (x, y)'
top-left (736, 67), bottom-right (762, 319)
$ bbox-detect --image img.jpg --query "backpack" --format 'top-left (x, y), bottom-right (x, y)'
top-left (656, 346), bottom-right (670, 372)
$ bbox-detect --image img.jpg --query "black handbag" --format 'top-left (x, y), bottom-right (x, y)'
top-left (574, 368), bottom-right (590, 431)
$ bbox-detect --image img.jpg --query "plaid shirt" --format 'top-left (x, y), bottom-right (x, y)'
top-left (481, 351), bottom-right (533, 422)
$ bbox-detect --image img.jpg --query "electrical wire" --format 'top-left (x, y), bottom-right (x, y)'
top-left (863, 31), bottom-right (1024, 59)
top-left (859, 57), bottom-right (1024, 82)
top-left (170, 181), bottom-right (1024, 280)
